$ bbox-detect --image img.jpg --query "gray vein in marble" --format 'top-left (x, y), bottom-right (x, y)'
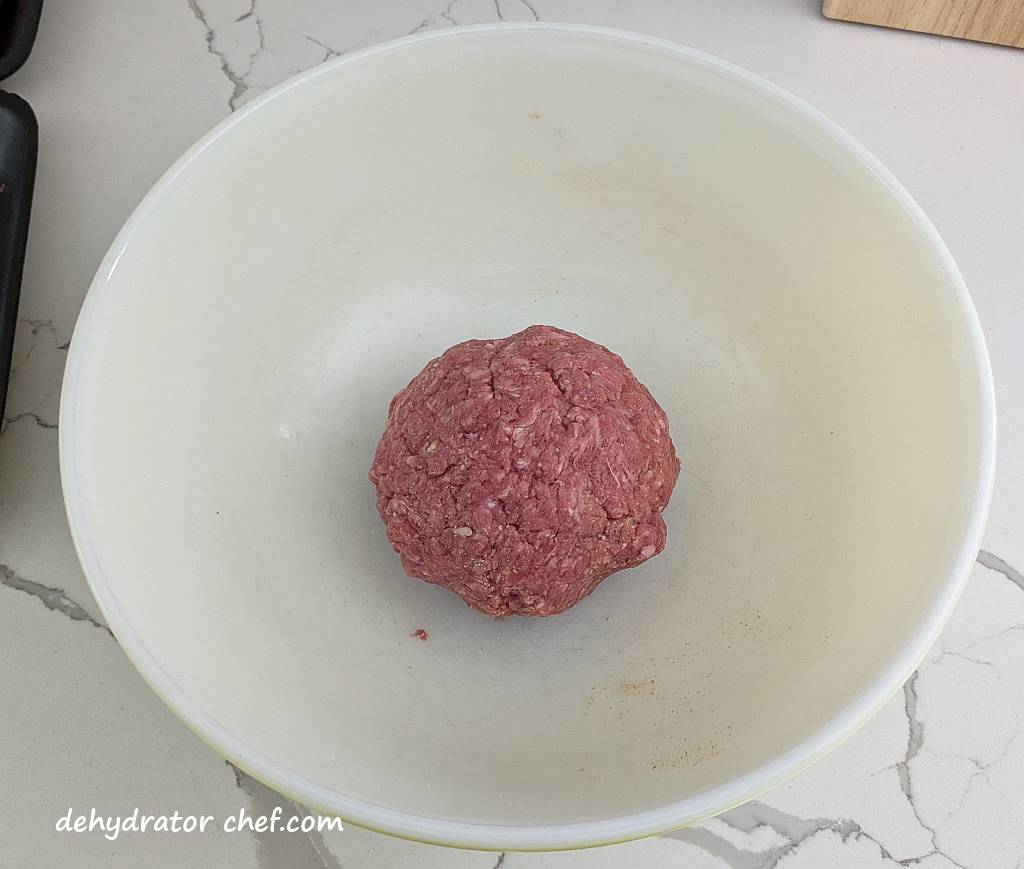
top-left (3, 411), bottom-right (57, 430)
top-left (411, 0), bottom-right (537, 33)
top-left (667, 801), bottom-right (902, 867)
top-left (942, 733), bottom-right (1018, 830)
top-left (885, 672), bottom-right (971, 869)
top-left (666, 819), bottom-right (774, 868)
top-left (229, 763), bottom-right (343, 869)
top-left (303, 33), bottom-right (341, 61)
top-left (10, 316), bottom-right (65, 370)
top-left (23, 317), bottom-right (54, 334)
top-left (896, 672), bottom-right (923, 805)
top-left (187, 0), bottom-right (265, 111)
top-left (976, 623), bottom-right (1024, 646)
top-left (668, 795), bottom-right (975, 868)
top-left (18, 317), bottom-right (58, 362)
top-left (250, 10), bottom-right (267, 75)
top-left (410, 0), bottom-right (459, 33)
top-left (936, 643), bottom-right (999, 673)
top-left (512, 0), bottom-right (539, 20)
top-left (977, 549), bottom-right (1024, 592)
top-left (1, 317), bottom-right (67, 431)
top-left (491, 852), bottom-right (507, 868)
top-left (495, 0), bottom-right (539, 21)
top-left (0, 564), bottom-right (111, 635)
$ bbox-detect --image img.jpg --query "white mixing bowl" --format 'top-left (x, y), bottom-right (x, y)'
top-left (60, 24), bottom-right (995, 851)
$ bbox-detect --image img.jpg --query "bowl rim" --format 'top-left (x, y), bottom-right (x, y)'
top-left (59, 21), bottom-right (997, 851)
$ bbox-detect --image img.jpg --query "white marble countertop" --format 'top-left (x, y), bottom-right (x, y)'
top-left (1, 2), bottom-right (1021, 867)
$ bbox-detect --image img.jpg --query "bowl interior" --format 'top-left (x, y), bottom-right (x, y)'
top-left (63, 27), bottom-right (988, 847)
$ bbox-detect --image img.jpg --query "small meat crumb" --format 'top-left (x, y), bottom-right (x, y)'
top-left (412, 628), bottom-right (429, 641)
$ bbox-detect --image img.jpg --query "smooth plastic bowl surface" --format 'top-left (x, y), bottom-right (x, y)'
top-left (60, 24), bottom-right (995, 851)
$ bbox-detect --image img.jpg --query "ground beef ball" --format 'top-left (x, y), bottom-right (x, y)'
top-left (368, 325), bottom-right (681, 617)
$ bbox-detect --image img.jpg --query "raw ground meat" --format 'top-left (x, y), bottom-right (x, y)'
top-left (368, 325), bottom-right (680, 617)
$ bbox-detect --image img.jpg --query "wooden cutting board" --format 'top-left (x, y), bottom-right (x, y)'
top-left (823, 0), bottom-right (1024, 47)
